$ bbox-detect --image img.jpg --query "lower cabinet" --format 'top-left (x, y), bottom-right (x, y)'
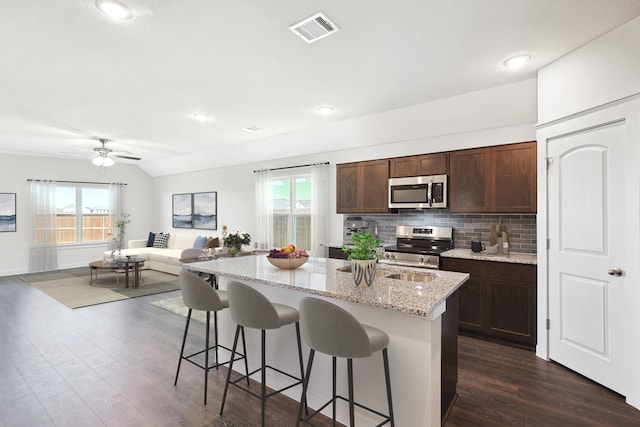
top-left (440, 257), bottom-right (537, 349)
top-left (327, 246), bottom-right (348, 260)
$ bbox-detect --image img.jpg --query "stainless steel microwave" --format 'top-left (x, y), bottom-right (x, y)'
top-left (388, 174), bottom-right (447, 209)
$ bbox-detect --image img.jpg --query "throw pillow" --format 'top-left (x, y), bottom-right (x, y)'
top-left (146, 232), bottom-right (156, 247)
top-left (205, 237), bottom-right (219, 249)
top-left (193, 235), bottom-right (207, 249)
top-left (153, 233), bottom-right (170, 248)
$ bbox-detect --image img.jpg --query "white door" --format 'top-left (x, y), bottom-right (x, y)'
top-left (547, 120), bottom-right (627, 394)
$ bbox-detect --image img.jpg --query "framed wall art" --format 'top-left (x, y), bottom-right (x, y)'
top-left (193, 191), bottom-right (217, 230)
top-left (0, 193), bottom-right (16, 232)
top-left (172, 193), bottom-right (193, 229)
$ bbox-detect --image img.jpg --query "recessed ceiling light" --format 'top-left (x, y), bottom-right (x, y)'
top-left (317, 106), bottom-right (335, 115)
top-left (242, 126), bottom-right (262, 133)
top-left (503, 54), bottom-right (531, 69)
top-left (95, 0), bottom-right (133, 20)
top-left (191, 113), bottom-right (212, 121)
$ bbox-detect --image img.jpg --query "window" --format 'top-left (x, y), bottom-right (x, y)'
top-left (255, 163), bottom-right (329, 255)
top-left (55, 184), bottom-right (111, 244)
top-left (271, 173), bottom-right (311, 249)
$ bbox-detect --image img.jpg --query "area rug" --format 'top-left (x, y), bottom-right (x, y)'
top-left (20, 267), bottom-right (180, 309)
top-left (151, 296), bottom-right (206, 324)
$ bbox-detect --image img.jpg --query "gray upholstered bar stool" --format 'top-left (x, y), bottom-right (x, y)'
top-left (296, 297), bottom-right (394, 427)
top-left (220, 281), bottom-right (306, 427)
top-left (174, 270), bottom-right (248, 405)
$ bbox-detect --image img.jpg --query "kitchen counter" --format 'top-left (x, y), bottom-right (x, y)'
top-left (441, 248), bottom-right (537, 265)
top-left (185, 255), bottom-right (468, 318)
top-left (183, 255), bottom-right (469, 426)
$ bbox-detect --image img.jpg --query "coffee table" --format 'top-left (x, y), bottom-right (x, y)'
top-left (89, 257), bottom-right (145, 288)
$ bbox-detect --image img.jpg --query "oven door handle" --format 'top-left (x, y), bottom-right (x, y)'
top-left (427, 182), bottom-right (432, 207)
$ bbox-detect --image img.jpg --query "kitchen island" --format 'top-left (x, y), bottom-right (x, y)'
top-left (184, 255), bottom-right (469, 426)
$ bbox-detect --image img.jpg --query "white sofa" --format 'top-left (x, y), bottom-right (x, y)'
top-left (103, 233), bottom-right (219, 275)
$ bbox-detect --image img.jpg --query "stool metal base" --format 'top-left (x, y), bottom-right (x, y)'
top-left (220, 324), bottom-right (307, 427)
top-left (296, 349), bottom-right (395, 427)
top-left (174, 308), bottom-right (249, 405)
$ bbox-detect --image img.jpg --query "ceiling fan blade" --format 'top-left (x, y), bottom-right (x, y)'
top-left (112, 154), bottom-right (142, 161)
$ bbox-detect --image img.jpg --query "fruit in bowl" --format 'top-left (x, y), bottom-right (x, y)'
top-left (267, 245), bottom-right (309, 269)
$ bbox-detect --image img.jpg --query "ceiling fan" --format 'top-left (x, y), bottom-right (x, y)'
top-left (85, 139), bottom-right (142, 167)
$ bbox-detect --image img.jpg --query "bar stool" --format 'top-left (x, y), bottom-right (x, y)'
top-left (296, 297), bottom-right (394, 427)
top-left (174, 270), bottom-right (248, 405)
top-left (220, 281), bottom-right (307, 427)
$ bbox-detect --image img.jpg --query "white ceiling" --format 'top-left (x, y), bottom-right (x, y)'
top-left (2, 0), bottom-right (640, 176)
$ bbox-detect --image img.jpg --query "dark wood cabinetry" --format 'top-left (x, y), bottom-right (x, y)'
top-left (449, 147), bottom-right (492, 212)
top-left (492, 142), bottom-right (537, 212)
top-left (389, 152), bottom-right (448, 177)
top-left (327, 246), bottom-right (348, 260)
top-left (441, 257), bottom-right (537, 349)
top-left (449, 141), bottom-right (536, 213)
top-left (336, 160), bottom-right (389, 213)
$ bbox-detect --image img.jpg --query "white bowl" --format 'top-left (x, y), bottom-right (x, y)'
top-left (266, 256), bottom-right (308, 270)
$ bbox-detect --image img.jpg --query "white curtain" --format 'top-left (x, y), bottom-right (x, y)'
top-left (108, 183), bottom-right (123, 250)
top-left (309, 162), bottom-right (330, 256)
top-left (29, 180), bottom-right (58, 272)
top-left (254, 169), bottom-right (274, 250)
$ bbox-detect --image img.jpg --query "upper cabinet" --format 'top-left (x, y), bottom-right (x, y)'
top-left (389, 152), bottom-right (448, 178)
top-left (449, 141), bottom-right (537, 213)
top-left (336, 159), bottom-right (389, 213)
top-left (449, 147), bottom-right (492, 212)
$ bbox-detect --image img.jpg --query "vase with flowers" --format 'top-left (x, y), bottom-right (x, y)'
top-left (223, 226), bottom-right (251, 256)
top-left (110, 212), bottom-right (130, 259)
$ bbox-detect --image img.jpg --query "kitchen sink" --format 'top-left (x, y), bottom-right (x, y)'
top-left (384, 273), bottom-right (434, 283)
top-left (336, 266), bottom-right (390, 277)
top-left (336, 266), bottom-right (434, 282)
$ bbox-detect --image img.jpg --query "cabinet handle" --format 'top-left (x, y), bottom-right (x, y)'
top-left (607, 268), bottom-right (624, 277)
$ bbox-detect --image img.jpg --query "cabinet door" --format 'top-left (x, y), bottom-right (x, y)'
top-left (418, 152), bottom-right (448, 175)
top-left (336, 163), bottom-right (361, 213)
top-left (492, 141), bottom-right (537, 212)
top-left (487, 277), bottom-right (537, 347)
top-left (449, 147), bottom-right (491, 212)
top-left (389, 156), bottom-right (420, 178)
top-left (457, 278), bottom-right (483, 330)
top-left (362, 160), bottom-right (389, 212)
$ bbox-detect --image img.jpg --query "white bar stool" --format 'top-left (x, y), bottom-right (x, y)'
top-left (174, 270), bottom-right (248, 405)
top-left (220, 281), bottom-right (307, 427)
top-left (296, 297), bottom-right (395, 426)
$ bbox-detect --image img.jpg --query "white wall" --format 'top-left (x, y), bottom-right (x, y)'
top-left (538, 16), bottom-right (640, 125)
top-left (0, 154), bottom-right (153, 275)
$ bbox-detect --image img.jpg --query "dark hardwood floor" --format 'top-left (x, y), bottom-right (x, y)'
top-left (2, 273), bottom-right (640, 426)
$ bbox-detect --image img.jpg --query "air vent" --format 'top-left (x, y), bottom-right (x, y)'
top-left (289, 12), bottom-right (339, 44)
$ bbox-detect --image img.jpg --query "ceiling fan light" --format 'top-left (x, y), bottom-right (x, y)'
top-left (95, 0), bottom-right (133, 20)
top-left (92, 156), bottom-right (105, 166)
top-left (103, 157), bottom-right (115, 167)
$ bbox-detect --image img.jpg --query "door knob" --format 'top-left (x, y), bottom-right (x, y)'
top-left (608, 268), bottom-right (624, 277)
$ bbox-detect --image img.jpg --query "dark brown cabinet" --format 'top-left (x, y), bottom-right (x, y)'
top-left (441, 257), bottom-right (537, 349)
top-left (336, 160), bottom-right (389, 213)
top-left (449, 141), bottom-right (536, 213)
top-left (449, 147), bottom-right (492, 212)
top-left (389, 152), bottom-right (448, 178)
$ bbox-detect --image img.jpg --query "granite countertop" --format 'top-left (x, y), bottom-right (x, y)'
top-left (183, 255), bottom-right (469, 318)
top-left (441, 248), bottom-right (537, 265)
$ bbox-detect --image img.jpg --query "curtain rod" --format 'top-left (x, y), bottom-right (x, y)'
top-left (253, 161), bottom-right (329, 173)
top-left (27, 179), bottom-right (127, 185)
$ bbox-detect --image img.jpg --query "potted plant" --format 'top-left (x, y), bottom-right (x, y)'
top-left (111, 212), bottom-right (130, 258)
top-left (342, 232), bottom-right (381, 287)
top-left (223, 226), bottom-right (251, 256)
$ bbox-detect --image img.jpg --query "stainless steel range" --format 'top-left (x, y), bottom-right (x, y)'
top-left (380, 225), bottom-right (454, 269)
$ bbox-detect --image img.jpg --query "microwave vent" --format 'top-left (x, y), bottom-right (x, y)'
top-left (289, 12), bottom-right (339, 44)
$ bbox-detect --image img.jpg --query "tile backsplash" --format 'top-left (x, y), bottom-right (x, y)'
top-left (347, 212), bottom-right (537, 254)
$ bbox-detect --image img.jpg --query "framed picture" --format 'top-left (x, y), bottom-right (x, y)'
top-left (193, 191), bottom-right (217, 230)
top-left (172, 193), bottom-right (193, 229)
top-left (0, 193), bottom-right (16, 232)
